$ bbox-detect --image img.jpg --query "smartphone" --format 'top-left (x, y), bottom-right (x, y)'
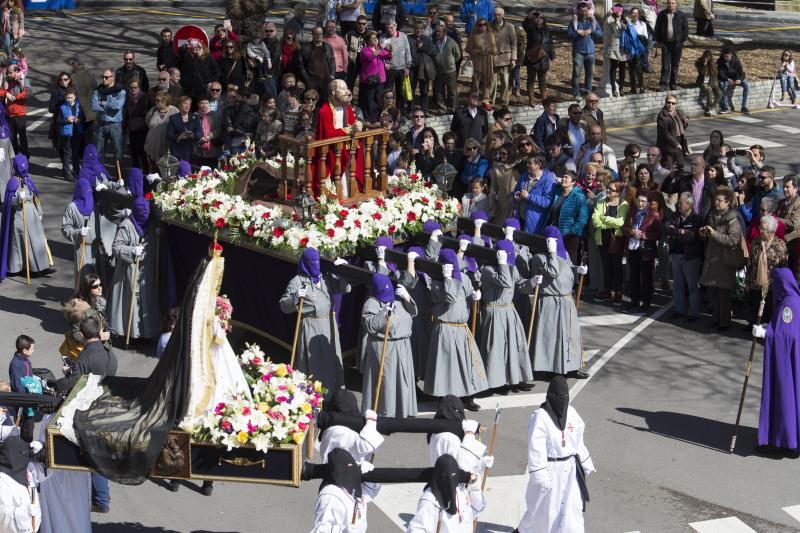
top-left (223, 19), bottom-right (232, 30)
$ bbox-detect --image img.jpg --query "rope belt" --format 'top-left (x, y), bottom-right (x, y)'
top-left (483, 303), bottom-right (512, 309)
top-left (432, 319), bottom-right (486, 381)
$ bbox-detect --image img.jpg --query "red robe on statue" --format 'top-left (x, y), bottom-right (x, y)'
top-left (313, 102), bottom-right (365, 197)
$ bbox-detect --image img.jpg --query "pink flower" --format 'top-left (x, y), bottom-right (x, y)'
top-left (214, 403), bottom-right (226, 415)
top-left (247, 421), bottom-right (259, 434)
top-left (252, 357), bottom-right (262, 364)
top-left (298, 421), bottom-right (308, 431)
top-left (242, 406), bottom-right (251, 416)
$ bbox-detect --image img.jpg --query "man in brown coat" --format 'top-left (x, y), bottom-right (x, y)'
top-left (656, 94), bottom-right (689, 167)
top-left (490, 6), bottom-right (517, 109)
top-left (777, 175), bottom-right (800, 276)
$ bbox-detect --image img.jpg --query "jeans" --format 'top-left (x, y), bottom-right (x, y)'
top-left (671, 254), bottom-right (701, 316)
top-left (659, 43), bottom-right (682, 87)
top-left (92, 473), bottom-right (110, 508)
top-left (433, 72), bottom-right (458, 111)
top-left (511, 64), bottom-right (521, 92)
top-left (386, 68), bottom-right (409, 113)
top-left (60, 134), bottom-right (83, 180)
top-left (359, 82), bottom-right (383, 123)
top-left (628, 248), bottom-right (654, 307)
top-left (700, 80), bottom-right (722, 111)
top-left (8, 115), bottom-right (27, 158)
top-left (571, 50), bottom-right (594, 96)
top-left (780, 74), bottom-right (797, 101)
top-left (95, 121), bottom-right (124, 164)
top-left (719, 78), bottom-right (750, 111)
top-left (608, 58), bottom-right (627, 93)
top-left (411, 71), bottom-right (430, 111)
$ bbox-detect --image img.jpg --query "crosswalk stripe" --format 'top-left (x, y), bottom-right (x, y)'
top-left (725, 134), bottom-right (785, 149)
top-left (725, 115), bottom-right (764, 123)
top-left (580, 314), bottom-right (640, 327)
top-left (768, 124), bottom-right (800, 134)
top-left (783, 504), bottom-right (800, 523)
top-left (688, 517), bottom-right (758, 532)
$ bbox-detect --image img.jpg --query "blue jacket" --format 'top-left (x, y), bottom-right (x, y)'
top-left (532, 112), bottom-right (559, 153)
top-left (549, 185), bottom-right (589, 237)
top-left (514, 169), bottom-right (557, 235)
top-left (566, 17), bottom-right (602, 55)
top-left (460, 156), bottom-right (490, 186)
top-left (8, 352), bottom-right (31, 394)
top-left (460, 0), bottom-right (494, 35)
top-left (166, 112), bottom-right (204, 162)
top-left (620, 23), bottom-right (646, 58)
top-left (57, 101), bottom-right (85, 138)
top-left (91, 86), bottom-right (126, 124)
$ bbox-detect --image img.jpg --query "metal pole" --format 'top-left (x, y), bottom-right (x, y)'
top-left (289, 296), bottom-right (305, 368)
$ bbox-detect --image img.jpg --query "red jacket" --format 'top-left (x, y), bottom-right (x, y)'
top-left (0, 77), bottom-right (29, 117)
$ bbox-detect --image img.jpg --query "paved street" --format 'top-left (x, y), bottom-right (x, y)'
top-left (1, 6), bottom-right (799, 533)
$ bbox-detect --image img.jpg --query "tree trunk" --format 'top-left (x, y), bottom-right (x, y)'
top-left (224, 0), bottom-right (272, 41)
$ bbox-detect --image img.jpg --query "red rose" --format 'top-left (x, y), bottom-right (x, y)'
top-left (215, 218), bottom-right (225, 228)
top-left (376, 198), bottom-right (385, 207)
top-left (354, 220), bottom-right (361, 228)
top-left (223, 165), bottom-right (233, 171)
top-left (299, 237), bottom-right (309, 247)
top-left (339, 209), bottom-right (349, 218)
top-left (261, 212), bottom-right (271, 219)
top-left (436, 201), bottom-right (443, 210)
top-left (373, 213), bottom-right (382, 220)
top-left (273, 227), bottom-right (284, 238)
top-left (421, 197), bottom-right (429, 204)
top-left (247, 226), bottom-right (256, 236)
top-left (388, 224), bottom-right (396, 234)
top-left (144, 192), bottom-right (153, 201)
top-left (335, 219), bottom-right (344, 228)
top-left (213, 243), bottom-right (223, 251)
top-left (202, 203), bottom-right (210, 210)
top-left (252, 357), bottom-right (262, 364)
top-left (212, 200), bottom-right (222, 208)
top-left (327, 228), bottom-right (335, 238)
top-left (202, 188), bottom-right (212, 194)
top-left (242, 406), bottom-right (251, 416)
top-left (407, 211), bottom-right (417, 221)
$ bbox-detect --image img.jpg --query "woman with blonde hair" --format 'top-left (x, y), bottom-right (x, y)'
top-left (466, 18), bottom-right (497, 106)
top-left (143, 91), bottom-right (179, 172)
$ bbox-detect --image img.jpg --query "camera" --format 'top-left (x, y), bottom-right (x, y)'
top-left (732, 148), bottom-right (749, 157)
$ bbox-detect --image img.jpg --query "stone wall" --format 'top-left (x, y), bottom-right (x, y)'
top-left (422, 79), bottom-right (778, 138)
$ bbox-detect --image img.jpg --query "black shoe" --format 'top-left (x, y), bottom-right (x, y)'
top-left (494, 386), bottom-right (509, 396)
top-left (516, 382), bottom-right (534, 391)
top-left (741, 107), bottom-right (750, 114)
top-left (462, 398), bottom-right (481, 411)
top-left (168, 480), bottom-right (180, 492)
top-left (509, 385), bottom-right (520, 393)
top-left (685, 315), bottom-right (699, 323)
top-left (201, 480), bottom-right (214, 496)
top-left (573, 370), bottom-right (590, 379)
top-left (91, 504), bottom-right (110, 513)
top-left (754, 444), bottom-right (782, 454)
top-left (669, 84), bottom-right (677, 90)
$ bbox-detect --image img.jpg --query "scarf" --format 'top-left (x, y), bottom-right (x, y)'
top-left (756, 235), bottom-right (774, 288)
top-left (669, 110), bottom-right (685, 138)
top-left (94, 82), bottom-right (124, 98)
top-left (199, 111), bottom-right (212, 152)
top-left (628, 208), bottom-right (648, 250)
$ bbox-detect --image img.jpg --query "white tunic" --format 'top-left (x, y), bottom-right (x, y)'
top-left (517, 406), bottom-right (595, 533)
top-left (0, 472), bottom-right (40, 533)
top-left (311, 484), bottom-right (372, 533)
top-left (319, 424), bottom-right (384, 465)
top-left (406, 486), bottom-right (485, 533)
top-left (427, 433), bottom-right (486, 474)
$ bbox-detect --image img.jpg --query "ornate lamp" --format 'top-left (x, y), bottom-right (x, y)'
top-left (293, 183), bottom-right (316, 224)
top-left (432, 158), bottom-right (458, 198)
top-left (157, 149), bottom-right (180, 181)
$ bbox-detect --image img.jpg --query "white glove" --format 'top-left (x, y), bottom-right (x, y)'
top-left (533, 274), bottom-right (543, 285)
top-left (504, 227), bottom-right (515, 240)
top-left (376, 246), bottom-right (386, 259)
top-left (496, 250), bottom-right (508, 265)
top-left (395, 285), bottom-right (411, 302)
top-left (546, 238), bottom-right (557, 255)
top-left (752, 324), bottom-right (766, 338)
top-left (80, 226), bottom-right (90, 237)
top-left (29, 441), bottom-right (43, 454)
top-left (297, 287), bottom-right (307, 298)
top-left (364, 409), bottom-right (378, 422)
top-left (472, 290), bottom-right (481, 301)
top-left (474, 219), bottom-right (484, 230)
top-left (459, 239), bottom-right (469, 252)
top-left (364, 409), bottom-right (377, 429)
top-left (481, 455), bottom-right (495, 469)
top-left (333, 258), bottom-right (347, 266)
top-left (430, 229), bottom-right (442, 241)
top-left (133, 245), bottom-right (144, 257)
top-left (122, 208), bottom-right (132, 218)
top-left (576, 265), bottom-right (588, 275)
top-left (95, 183), bottom-right (108, 192)
top-left (384, 301), bottom-right (396, 312)
top-left (145, 173), bottom-right (162, 184)
top-left (442, 264), bottom-right (453, 279)
top-left (462, 419), bottom-right (479, 434)
top-left (360, 461), bottom-right (375, 474)
top-left (407, 251), bottom-right (419, 262)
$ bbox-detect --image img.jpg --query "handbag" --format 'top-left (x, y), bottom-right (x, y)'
top-left (525, 46), bottom-right (546, 64)
top-left (722, 233), bottom-right (748, 269)
top-left (402, 74), bottom-right (413, 102)
top-left (59, 333), bottom-right (84, 360)
top-left (459, 59), bottom-right (474, 79)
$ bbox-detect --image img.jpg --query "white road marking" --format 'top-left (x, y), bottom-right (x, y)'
top-left (725, 134), bottom-right (785, 149)
top-left (570, 304), bottom-right (672, 400)
top-left (46, 163), bottom-right (61, 169)
top-left (688, 517), bottom-right (757, 532)
top-left (580, 314), bottom-right (641, 327)
top-left (768, 124), bottom-right (800, 134)
top-left (27, 108), bottom-right (49, 117)
top-left (27, 116), bottom-right (50, 132)
top-left (689, 141), bottom-right (709, 148)
top-left (783, 504), bottom-right (800, 523)
top-left (373, 474), bottom-right (528, 532)
top-left (724, 115), bottom-right (763, 124)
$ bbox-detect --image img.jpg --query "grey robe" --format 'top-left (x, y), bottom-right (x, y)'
top-left (279, 274), bottom-right (351, 395)
top-left (408, 273), bottom-right (431, 380)
top-left (107, 218), bottom-right (160, 340)
top-left (95, 178), bottom-right (127, 270)
top-left (478, 264), bottom-right (534, 388)
top-left (0, 137), bottom-right (14, 201)
top-left (360, 296), bottom-right (418, 418)
top-left (423, 276), bottom-right (489, 397)
top-left (7, 188), bottom-right (49, 274)
top-left (530, 252), bottom-right (582, 374)
top-left (61, 202), bottom-right (97, 286)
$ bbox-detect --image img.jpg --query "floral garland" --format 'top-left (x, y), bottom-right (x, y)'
top-left (215, 295), bottom-right (233, 333)
top-left (185, 344), bottom-right (325, 452)
top-left (154, 144), bottom-right (461, 257)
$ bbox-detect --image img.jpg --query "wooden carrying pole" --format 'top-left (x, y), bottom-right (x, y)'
top-left (730, 286), bottom-right (768, 453)
top-left (289, 296), bottom-right (305, 368)
top-left (77, 218), bottom-right (89, 290)
top-left (575, 272), bottom-right (585, 311)
top-left (116, 159), bottom-right (123, 181)
top-left (474, 405), bottom-right (503, 532)
top-left (372, 310), bottom-right (393, 413)
top-left (125, 240), bottom-right (143, 347)
top-left (471, 299), bottom-right (478, 336)
top-left (20, 184), bottom-right (30, 286)
top-left (527, 284), bottom-right (540, 348)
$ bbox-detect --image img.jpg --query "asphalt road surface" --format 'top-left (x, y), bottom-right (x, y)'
top-left (2, 6), bottom-right (800, 533)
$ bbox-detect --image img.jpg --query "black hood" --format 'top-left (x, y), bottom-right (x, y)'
top-left (320, 448), bottom-right (362, 500)
top-left (0, 436), bottom-right (30, 486)
top-left (542, 375), bottom-right (569, 430)
top-left (327, 389), bottom-right (360, 416)
top-left (427, 454), bottom-right (470, 516)
top-left (427, 395), bottom-right (465, 443)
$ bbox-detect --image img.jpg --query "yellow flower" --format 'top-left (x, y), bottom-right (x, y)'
top-left (292, 432), bottom-right (305, 444)
top-left (276, 364), bottom-right (288, 377)
top-left (258, 402), bottom-right (270, 413)
top-left (236, 431), bottom-right (249, 444)
top-left (301, 402), bottom-right (312, 414)
top-left (313, 381), bottom-right (322, 392)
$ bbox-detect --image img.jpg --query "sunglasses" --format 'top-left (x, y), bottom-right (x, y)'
top-left (210, 88), bottom-right (221, 92)
top-left (519, 141), bottom-right (532, 146)
top-left (498, 152), bottom-right (509, 156)
top-left (477, 23), bottom-right (487, 27)
top-left (60, 77), bottom-right (70, 81)
top-left (102, 75), bottom-right (113, 79)
top-left (587, 99), bottom-right (599, 103)
top-left (91, 283), bottom-right (102, 289)
top-left (357, 21), bottom-right (367, 25)
top-left (414, 115), bottom-right (425, 119)
top-left (226, 46), bottom-right (235, 49)
top-left (384, 95), bottom-right (395, 99)
top-left (266, 29), bottom-right (275, 33)
top-left (501, 117), bottom-right (511, 121)
top-left (305, 97), bottom-right (317, 101)
top-left (124, 58), bottom-right (134, 62)
top-left (465, 146), bottom-right (478, 151)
